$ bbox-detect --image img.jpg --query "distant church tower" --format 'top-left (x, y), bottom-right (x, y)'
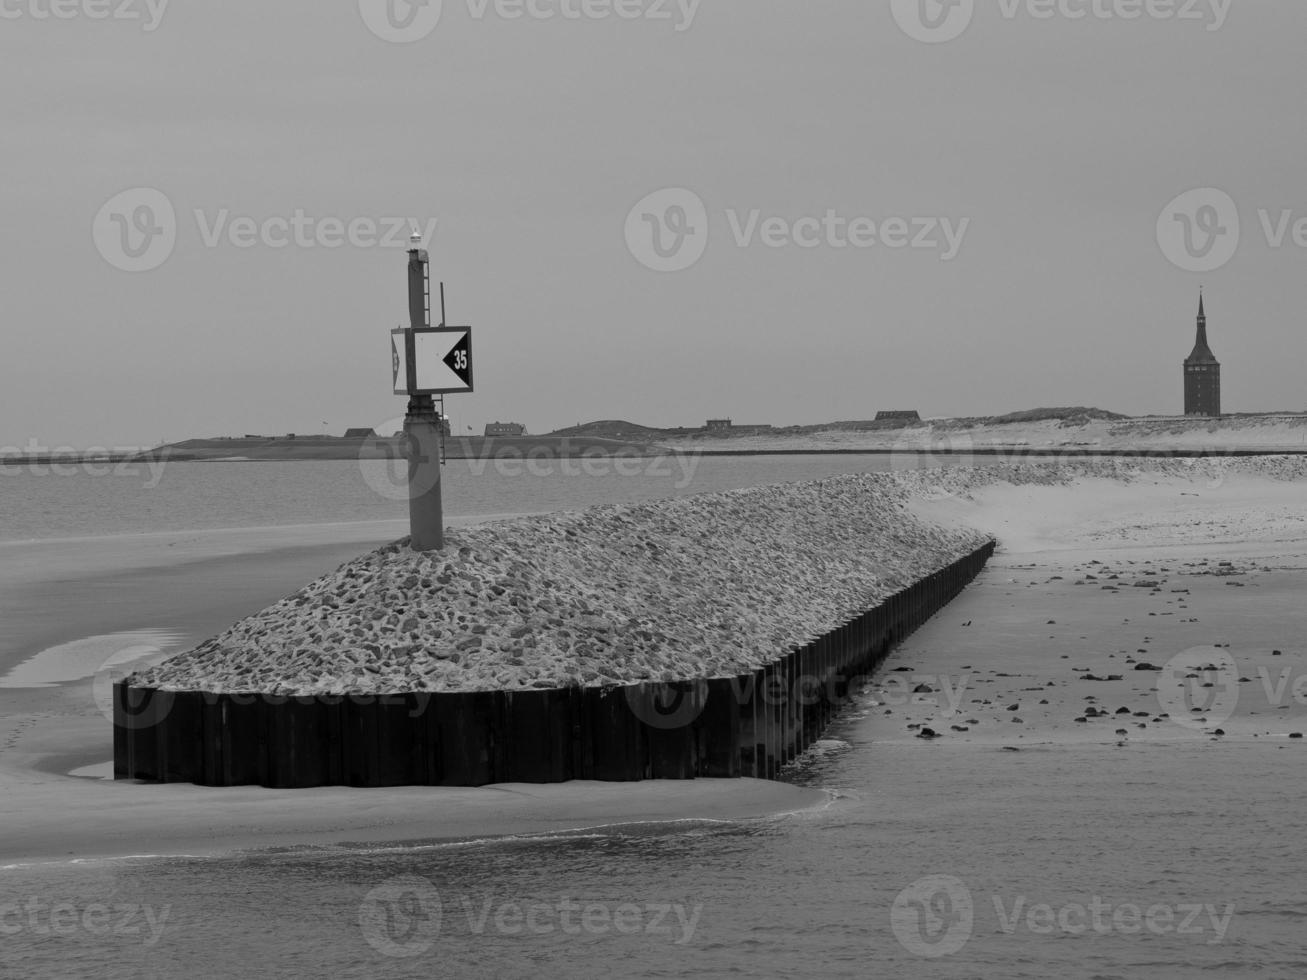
top-left (1183, 291), bottom-right (1221, 417)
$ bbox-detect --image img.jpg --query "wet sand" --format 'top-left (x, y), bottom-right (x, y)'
top-left (876, 471), bottom-right (1307, 746)
top-left (2, 465), bottom-right (1304, 864)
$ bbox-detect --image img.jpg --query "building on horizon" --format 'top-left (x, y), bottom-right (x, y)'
top-left (484, 421), bottom-right (526, 437)
top-left (1183, 292), bottom-right (1221, 417)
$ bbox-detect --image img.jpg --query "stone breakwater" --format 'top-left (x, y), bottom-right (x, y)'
top-left (130, 456), bottom-right (1304, 699)
top-left (131, 475), bottom-right (990, 697)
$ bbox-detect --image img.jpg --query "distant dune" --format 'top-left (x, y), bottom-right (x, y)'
top-left (562, 410), bottom-right (1307, 454)
top-left (17, 410), bottom-right (1303, 466)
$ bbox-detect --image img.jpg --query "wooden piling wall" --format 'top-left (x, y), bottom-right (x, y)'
top-left (114, 540), bottom-right (995, 787)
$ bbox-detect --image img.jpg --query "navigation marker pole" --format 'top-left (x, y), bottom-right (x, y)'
top-left (393, 233), bottom-right (475, 552)
top-left (405, 235), bottom-right (443, 551)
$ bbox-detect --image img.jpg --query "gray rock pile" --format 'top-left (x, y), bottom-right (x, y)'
top-left (132, 456), bottom-right (1304, 696)
top-left (133, 474), bottom-right (990, 696)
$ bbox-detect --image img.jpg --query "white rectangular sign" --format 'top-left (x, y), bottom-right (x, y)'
top-left (392, 327), bottom-right (473, 396)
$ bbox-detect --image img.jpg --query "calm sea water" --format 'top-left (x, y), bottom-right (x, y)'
top-left (4, 727), bottom-right (1301, 978)
top-left (0, 453), bottom-right (982, 542)
top-left (4, 454), bottom-right (1301, 977)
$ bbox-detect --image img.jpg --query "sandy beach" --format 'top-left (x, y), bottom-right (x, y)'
top-left (674, 414), bottom-right (1307, 455)
top-left (882, 463), bottom-right (1307, 746)
top-left (2, 459), bottom-right (1304, 865)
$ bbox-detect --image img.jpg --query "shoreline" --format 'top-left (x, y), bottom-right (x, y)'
top-left (9, 447), bottom-right (1307, 471)
top-left (3, 459), bottom-right (1306, 863)
top-left (0, 771), bottom-right (828, 866)
top-left (0, 768), bottom-right (826, 867)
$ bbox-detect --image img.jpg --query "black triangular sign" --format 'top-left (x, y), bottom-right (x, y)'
top-left (443, 333), bottom-right (471, 386)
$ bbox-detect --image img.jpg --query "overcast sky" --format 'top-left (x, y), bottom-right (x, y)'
top-left (3, 0), bottom-right (1304, 448)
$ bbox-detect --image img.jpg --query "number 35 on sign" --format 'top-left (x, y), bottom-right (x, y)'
top-left (391, 326), bottom-right (474, 396)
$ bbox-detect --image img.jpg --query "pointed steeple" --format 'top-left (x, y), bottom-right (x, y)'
top-left (1187, 288), bottom-right (1217, 363)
